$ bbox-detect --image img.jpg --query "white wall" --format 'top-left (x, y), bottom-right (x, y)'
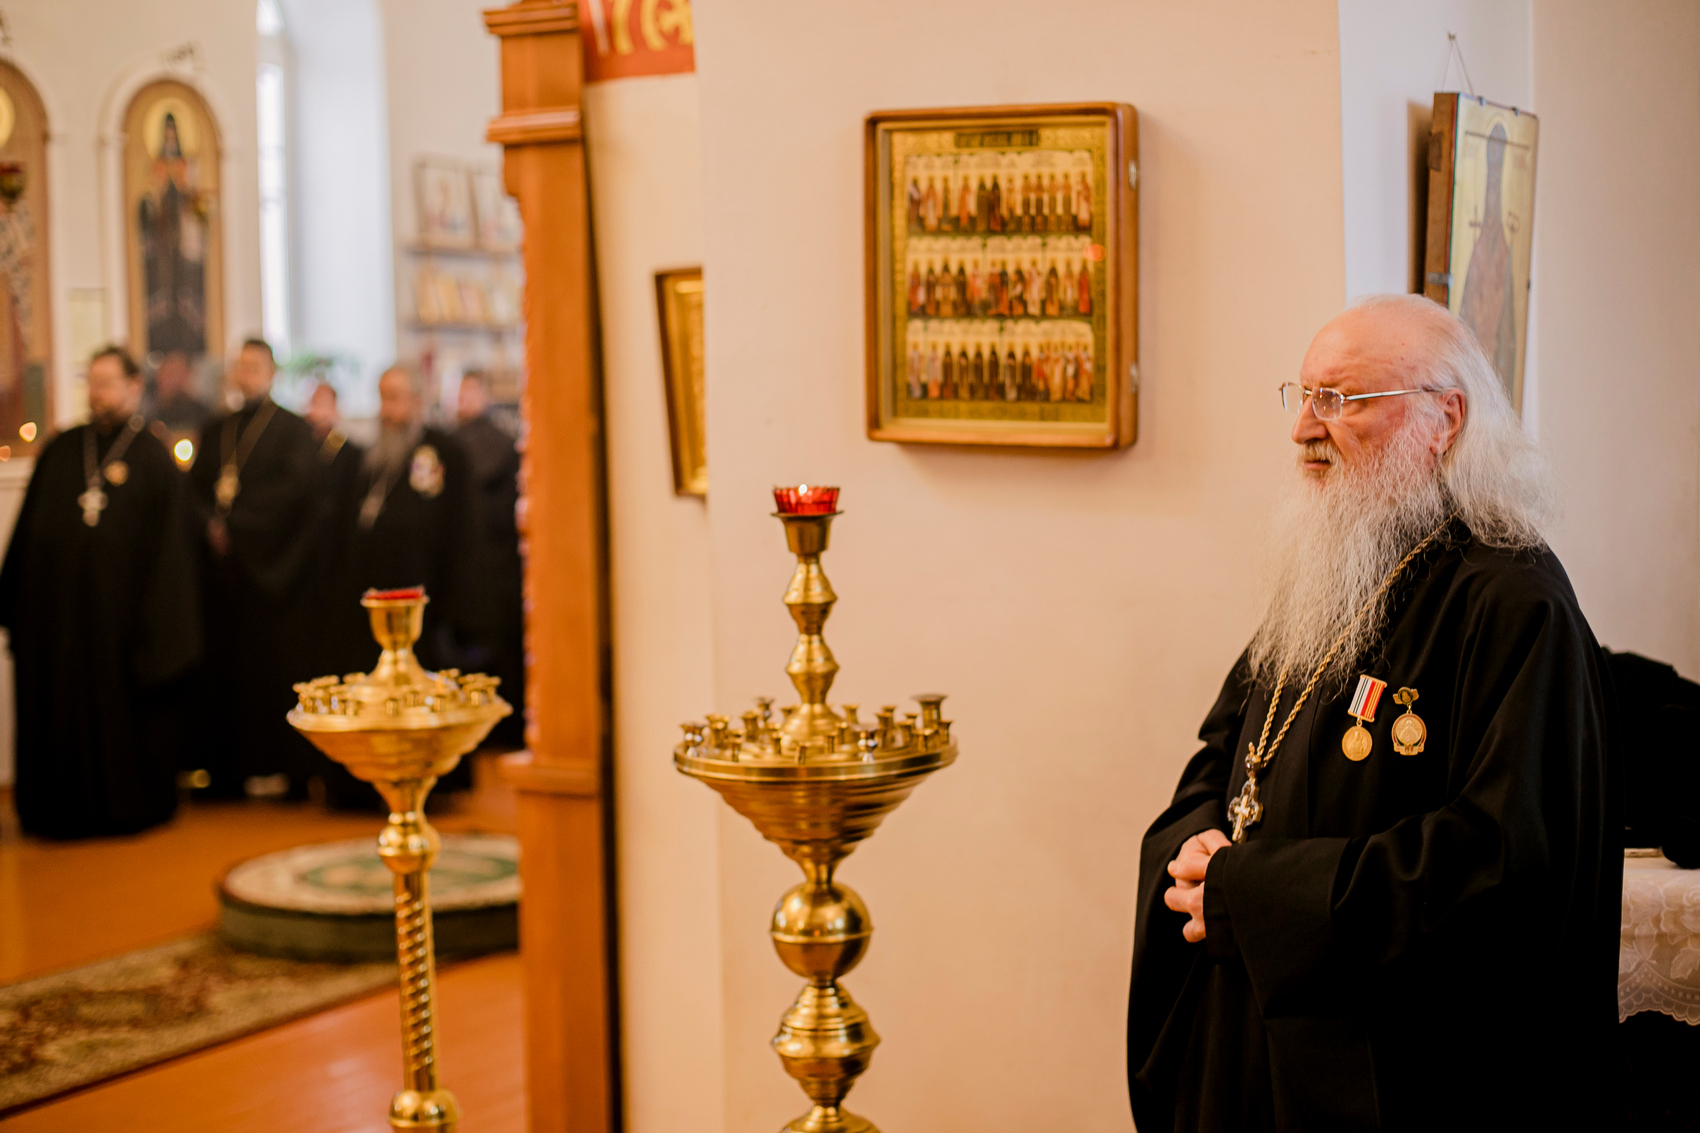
top-left (379, 0), bottom-right (503, 254)
top-left (282, 0), bottom-right (395, 410)
top-left (691, 3), bottom-right (1344, 1130)
top-left (1338, 1), bottom-right (1532, 299)
top-left (581, 73), bottom-right (724, 1133)
top-left (377, 0), bottom-right (507, 417)
top-left (1532, 0), bottom-right (1700, 675)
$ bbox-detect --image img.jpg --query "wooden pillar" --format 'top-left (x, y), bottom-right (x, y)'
top-left (483, 5), bottom-right (615, 1133)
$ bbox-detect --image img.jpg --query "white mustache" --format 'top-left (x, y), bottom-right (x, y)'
top-left (1302, 439), bottom-right (1339, 465)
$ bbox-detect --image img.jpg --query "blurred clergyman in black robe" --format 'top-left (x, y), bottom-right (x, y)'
top-left (350, 367), bottom-right (472, 665)
top-left (1128, 297), bottom-right (1620, 1132)
top-left (0, 346), bottom-right (201, 837)
top-left (452, 370), bottom-right (524, 748)
top-left (288, 379), bottom-right (368, 797)
top-left (187, 338), bottom-right (318, 797)
top-left (145, 349), bottom-right (211, 437)
top-left (315, 366), bottom-right (474, 805)
top-left (300, 380), bottom-right (365, 641)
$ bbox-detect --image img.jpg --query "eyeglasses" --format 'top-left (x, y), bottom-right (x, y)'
top-left (1277, 382), bottom-right (1442, 421)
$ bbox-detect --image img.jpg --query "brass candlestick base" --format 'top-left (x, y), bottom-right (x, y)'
top-left (677, 494), bottom-right (955, 1133)
top-left (289, 588), bottom-right (510, 1133)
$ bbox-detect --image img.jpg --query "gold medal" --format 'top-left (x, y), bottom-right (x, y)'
top-left (1342, 674), bottom-right (1387, 762)
top-left (104, 460), bottom-right (128, 486)
top-left (1391, 688), bottom-right (1426, 755)
top-left (215, 465), bottom-right (240, 508)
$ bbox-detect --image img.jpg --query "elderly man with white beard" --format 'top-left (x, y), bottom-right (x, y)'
top-left (1126, 295), bottom-right (1619, 1132)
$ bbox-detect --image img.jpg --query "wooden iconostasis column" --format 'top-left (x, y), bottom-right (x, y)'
top-left (483, 5), bottom-right (616, 1133)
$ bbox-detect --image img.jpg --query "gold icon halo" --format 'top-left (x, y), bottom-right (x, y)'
top-left (141, 95), bottom-right (201, 158)
top-left (0, 89), bottom-right (15, 150)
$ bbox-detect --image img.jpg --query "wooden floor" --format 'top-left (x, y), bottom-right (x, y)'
top-left (0, 757), bottom-right (526, 1132)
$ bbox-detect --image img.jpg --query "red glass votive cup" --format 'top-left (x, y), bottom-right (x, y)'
top-left (773, 485), bottom-right (839, 515)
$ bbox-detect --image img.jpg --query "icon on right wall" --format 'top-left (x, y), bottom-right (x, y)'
top-left (1425, 93), bottom-right (1538, 414)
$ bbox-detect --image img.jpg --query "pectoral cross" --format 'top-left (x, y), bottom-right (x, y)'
top-left (1227, 743), bottom-right (1263, 843)
top-left (78, 485), bottom-right (107, 527)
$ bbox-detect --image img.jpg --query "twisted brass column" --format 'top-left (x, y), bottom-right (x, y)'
top-left (379, 781), bottom-right (454, 1128)
top-left (290, 588), bottom-right (510, 1133)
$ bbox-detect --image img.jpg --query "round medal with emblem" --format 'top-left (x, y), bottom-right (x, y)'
top-left (1391, 688), bottom-right (1427, 755)
top-left (409, 444), bottom-right (444, 499)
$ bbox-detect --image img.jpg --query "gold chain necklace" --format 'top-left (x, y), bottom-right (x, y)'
top-left (1227, 515), bottom-right (1454, 843)
top-left (78, 415), bottom-right (145, 527)
top-left (214, 398), bottom-right (278, 517)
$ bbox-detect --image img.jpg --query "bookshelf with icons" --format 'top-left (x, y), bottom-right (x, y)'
top-left (399, 159), bottom-right (526, 428)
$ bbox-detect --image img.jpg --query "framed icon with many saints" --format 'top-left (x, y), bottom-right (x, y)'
top-left (865, 103), bottom-right (1137, 449)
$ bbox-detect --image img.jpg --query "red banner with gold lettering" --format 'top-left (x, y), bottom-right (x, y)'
top-left (580, 0), bottom-right (694, 82)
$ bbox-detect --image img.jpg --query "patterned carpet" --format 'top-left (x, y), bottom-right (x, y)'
top-left (0, 935), bottom-right (395, 1114)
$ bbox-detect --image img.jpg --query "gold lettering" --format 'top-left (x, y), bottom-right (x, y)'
top-left (611, 0), bottom-right (634, 55)
top-left (640, 0), bottom-right (665, 50)
top-left (657, 0), bottom-right (693, 45)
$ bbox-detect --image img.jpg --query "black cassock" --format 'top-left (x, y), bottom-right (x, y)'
top-left (0, 424), bottom-right (201, 837)
top-left (344, 427), bottom-right (472, 658)
top-left (188, 399), bottom-right (319, 794)
top-left (299, 429), bottom-right (369, 676)
top-left (453, 414), bottom-right (524, 748)
top-left (316, 427), bottom-right (473, 803)
top-left (1128, 522), bottom-right (1622, 1132)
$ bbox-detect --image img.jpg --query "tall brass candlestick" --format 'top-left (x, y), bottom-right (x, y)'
top-left (676, 487), bottom-right (955, 1133)
top-left (289, 588), bottom-right (510, 1133)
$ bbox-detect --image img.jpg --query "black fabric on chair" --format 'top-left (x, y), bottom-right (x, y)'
top-left (1603, 649), bottom-right (1700, 869)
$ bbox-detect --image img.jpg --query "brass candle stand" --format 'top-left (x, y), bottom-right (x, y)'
top-left (676, 489), bottom-right (956, 1133)
top-left (288, 587), bottom-right (510, 1133)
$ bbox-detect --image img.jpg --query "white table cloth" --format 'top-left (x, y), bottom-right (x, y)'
top-left (1619, 853), bottom-right (1700, 1024)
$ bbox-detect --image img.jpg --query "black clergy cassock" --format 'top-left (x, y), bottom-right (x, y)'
top-left (299, 428), bottom-right (369, 675)
top-left (453, 414), bottom-right (524, 748)
top-left (1128, 521), bottom-right (1622, 1132)
top-left (284, 428), bottom-right (369, 786)
top-left (314, 426), bottom-right (473, 805)
top-left (188, 398), bottom-right (319, 794)
top-left (0, 423), bottom-right (201, 837)
top-left (344, 426), bottom-right (472, 662)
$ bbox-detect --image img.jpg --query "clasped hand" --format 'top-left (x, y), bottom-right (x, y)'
top-left (1163, 829), bottom-right (1230, 943)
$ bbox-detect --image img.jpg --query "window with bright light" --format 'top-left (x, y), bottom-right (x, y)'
top-left (257, 0), bottom-right (291, 353)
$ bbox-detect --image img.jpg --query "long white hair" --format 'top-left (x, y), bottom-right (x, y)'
top-left (1356, 293), bottom-right (1553, 549)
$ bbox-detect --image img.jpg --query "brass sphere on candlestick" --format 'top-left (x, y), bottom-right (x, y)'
top-left (676, 488), bottom-right (956, 1133)
top-left (288, 587), bottom-right (510, 1133)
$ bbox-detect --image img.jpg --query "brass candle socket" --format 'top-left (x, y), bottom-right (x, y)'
top-left (677, 501), bottom-right (955, 1133)
top-left (288, 588), bottom-right (510, 1133)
